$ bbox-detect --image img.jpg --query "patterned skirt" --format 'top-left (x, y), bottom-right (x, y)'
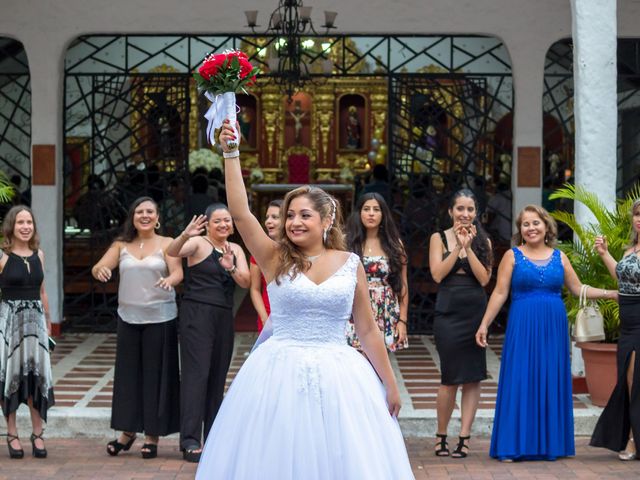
top-left (0, 299), bottom-right (55, 420)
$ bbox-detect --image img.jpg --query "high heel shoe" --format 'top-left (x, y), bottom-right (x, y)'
top-left (6, 433), bottom-right (24, 459)
top-left (141, 443), bottom-right (158, 459)
top-left (618, 438), bottom-right (636, 461)
top-left (451, 435), bottom-right (470, 459)
top-left (106, 432), bottom-right (136, 456)
top-left (30, 431), bottom-right (47, 459)
top-left (434, 433), bottom-right (449, 457)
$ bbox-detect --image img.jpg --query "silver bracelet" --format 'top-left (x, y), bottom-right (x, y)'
top-left (223, 150), bottom-right (240, 158)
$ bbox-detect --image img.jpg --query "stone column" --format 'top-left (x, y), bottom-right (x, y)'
top-left (570, 0), bottom-right (617, 376)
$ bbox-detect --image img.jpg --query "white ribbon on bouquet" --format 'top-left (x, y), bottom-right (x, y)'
top-left (203, 91), bottom-right (239, 148)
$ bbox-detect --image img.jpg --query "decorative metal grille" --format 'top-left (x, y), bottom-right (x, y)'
top-left (0, 39), bottom-right (31, 192)
top-left (64, 34), bottom-right (513, 332)
top-left (389, 74), bottom-right (513, 333)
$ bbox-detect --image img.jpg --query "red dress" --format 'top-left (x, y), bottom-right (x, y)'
top-left (250, 256), bottom-right (270, 332)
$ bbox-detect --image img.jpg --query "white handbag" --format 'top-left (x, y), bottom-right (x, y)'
top-left (573, 284), bottom-right (605, 342)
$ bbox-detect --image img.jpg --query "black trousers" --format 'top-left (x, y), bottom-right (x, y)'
top-left (111, 318), bottom-right (180, 436)
top-left (179, 300), bottom-right (234, 450)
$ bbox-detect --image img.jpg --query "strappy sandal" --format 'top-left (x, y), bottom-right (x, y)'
top-left (141, 443), bottom-right (158, 459)
top-left (30, 431), bottom-right (47, 459)
top-left (106, 432), bottom-right (136, 456)
top-left (6, 433), bottom-right (24, 459)
top-left (182, 446), bottom-right (202, 463)
top-left (434, 433), bottom-right (450, 457)
top-left (451, 435), bottom-right (470, 458)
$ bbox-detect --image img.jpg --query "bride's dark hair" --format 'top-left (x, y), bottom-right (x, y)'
top-left (274, 186), bottom-right (345, 283)
top-left (346, 193), bottom-right (406, 297)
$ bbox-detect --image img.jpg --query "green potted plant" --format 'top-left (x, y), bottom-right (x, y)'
top-left (549, 183), bottom-right (640, 406)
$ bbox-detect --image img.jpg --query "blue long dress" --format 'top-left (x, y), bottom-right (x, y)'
top-left (490, 247), bottom-right (575, 461)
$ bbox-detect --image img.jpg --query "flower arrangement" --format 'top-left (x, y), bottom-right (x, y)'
top-left (188, 148), bottom-right (223, 173)
top-left (193, 51), bottom-right (260, 149)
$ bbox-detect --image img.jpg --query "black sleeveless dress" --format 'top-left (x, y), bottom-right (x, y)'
top-left (0, 251), bottom-right (55, 420)
top-left (433, 233), bottom-right (488, 385)
top-left (590, 253), bottom-right (640, 452)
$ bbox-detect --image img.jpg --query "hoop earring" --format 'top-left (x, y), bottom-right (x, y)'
top-left (155, 221), bottom-right (161, 230)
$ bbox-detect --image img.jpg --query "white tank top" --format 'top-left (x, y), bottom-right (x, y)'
top-left (117, 247), bottom-right (177, 324)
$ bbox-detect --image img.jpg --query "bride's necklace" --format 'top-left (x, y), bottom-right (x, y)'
top-left (306, 250), bottom-right (326, 263)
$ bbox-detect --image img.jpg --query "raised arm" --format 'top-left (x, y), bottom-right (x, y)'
top-left (475, 249), bottom-right (515, 347)
top-left (561, 251), bottom-right (617, 300)
top-left (352, 262), bottom-right (401, 417)
top-left (594, 235), bottom-right (619, 281)
top-left (91, 241), bottom-right (122, 282)
top-left (219, 121), bottom-right (278, 273)
top-left (166, 215), bottom-right (207, 258)
top-left (464, 227), bottom-right (492, 287)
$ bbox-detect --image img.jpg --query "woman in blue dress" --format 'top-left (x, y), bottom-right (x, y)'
top-left (475, 205), bottom-right (616, 461)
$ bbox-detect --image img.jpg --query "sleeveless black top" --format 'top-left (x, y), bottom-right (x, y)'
top-left (182, 248), bottom-right (235, 308)
top-left (0, 251), bottom-right (43, 300)
top-left (439, 231), bottom-right (474, 279)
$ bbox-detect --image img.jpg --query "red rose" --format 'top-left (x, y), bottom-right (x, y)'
top-left (199, 54), bottom-right (228, 80)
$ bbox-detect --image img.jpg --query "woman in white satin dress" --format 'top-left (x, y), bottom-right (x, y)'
top-left (195, 121), bottom-right (414, 480)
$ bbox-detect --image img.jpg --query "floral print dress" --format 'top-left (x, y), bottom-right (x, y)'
top-left (345, 255), bottom-right (405, 351)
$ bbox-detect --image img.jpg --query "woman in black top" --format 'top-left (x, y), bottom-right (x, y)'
top-left (167, 203), bottom-right (250, 462)
top-left (0, 206), bottom-right (54, 459)
top-left (429, 189), bottom-right (492, 459)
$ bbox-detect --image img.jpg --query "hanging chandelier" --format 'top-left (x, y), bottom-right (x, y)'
top-left (245, 0), bottom-right (337, 101)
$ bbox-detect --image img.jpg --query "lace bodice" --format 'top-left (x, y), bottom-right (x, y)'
top-left (616, 253), bottom-right (640, 295)
top-left (267, 253), bottom-right (360, 345)
top-left (511, 247), bottom-right (564, 300)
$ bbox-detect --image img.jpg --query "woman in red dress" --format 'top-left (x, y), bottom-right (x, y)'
top-left (249, 199), bottom-right (282, 332)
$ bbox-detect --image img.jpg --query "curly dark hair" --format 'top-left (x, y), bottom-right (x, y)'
top-left (449, 189), bottom-right (493, 268)
top-left (117, 196), bottom-right (159, 243)
top-left (346, 193), bottom-right (407, 297)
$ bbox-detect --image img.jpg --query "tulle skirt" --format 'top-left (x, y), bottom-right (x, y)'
top-left (196, 338), bottom-right (414, 480)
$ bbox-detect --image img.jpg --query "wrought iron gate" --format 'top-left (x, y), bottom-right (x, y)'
top-left (389, 74), bottom-right (513, 333)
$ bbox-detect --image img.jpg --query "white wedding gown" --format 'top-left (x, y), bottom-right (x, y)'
top-left (196, 253), bottom-right (414, 480)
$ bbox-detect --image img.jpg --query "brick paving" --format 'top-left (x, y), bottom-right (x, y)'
top-left (0, 438), bottom-right (637, 479)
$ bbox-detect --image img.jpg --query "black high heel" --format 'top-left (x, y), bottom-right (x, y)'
top-left (141, 443), bottom-right (158, 459)
top-left (451, 435), bottom-right (470, 459)
top-left (106, 432), bottom-right (136, 456)
top-left (6, 433), bottom-right (24, 459)
top-left (434, 433), bottom-right (450, 457)
top-left (30, 431), bottom-right (47, 459)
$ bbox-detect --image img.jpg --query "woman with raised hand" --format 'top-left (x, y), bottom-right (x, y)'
top-left (195, 121), bottom-right (414, 479)
top-left (475, 205), bottom-right (616, 462)
top-left (249, 199), bottom-right (282, 332)
top-left (590, 199), bottom-right (640, 461)
top-left (345, 192), bottom-right (408, 352)
top-left (429, 189), bottom-right (492, 459)
top-left (0, 206), bottom-right (54, 459)
top-left (166, 203), bottom-right (250, 463)
top-left (92, 197), bottom-right (182, 459)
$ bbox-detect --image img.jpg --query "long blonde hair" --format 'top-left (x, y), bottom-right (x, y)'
top-left (274, 186), bottom-right (346, 283)
top-left (512, 204), bottom-right (558, 247)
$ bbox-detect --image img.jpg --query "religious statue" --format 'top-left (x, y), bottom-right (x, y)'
top-left (345, 106), bottom-right (361, 149)
top-left (238, 106), bottom-right (253, 148)
top-left (288, 101), bottom-right (306, 145)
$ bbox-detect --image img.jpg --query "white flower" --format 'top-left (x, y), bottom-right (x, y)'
top-left (188, 148), bottom-right (223, 173)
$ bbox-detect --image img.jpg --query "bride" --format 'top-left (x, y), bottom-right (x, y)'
top-left (196, 120), bottom-right (414, 480)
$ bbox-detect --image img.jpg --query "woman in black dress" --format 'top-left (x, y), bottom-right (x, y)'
top-left (429, 189), bottom-right (492, 458)
top-left (0, 206), bottom-right (54, 459)
top-left (166, 203), bottom-right (250, 462)
top-left (591, 199), bottom-right (640, 460)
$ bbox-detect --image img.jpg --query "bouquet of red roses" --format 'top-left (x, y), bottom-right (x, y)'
top-left (194, 50), bottom-right (260, 149)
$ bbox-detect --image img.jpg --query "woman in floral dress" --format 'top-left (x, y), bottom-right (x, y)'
top-left (345, 193), bottom-right (408, 351)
